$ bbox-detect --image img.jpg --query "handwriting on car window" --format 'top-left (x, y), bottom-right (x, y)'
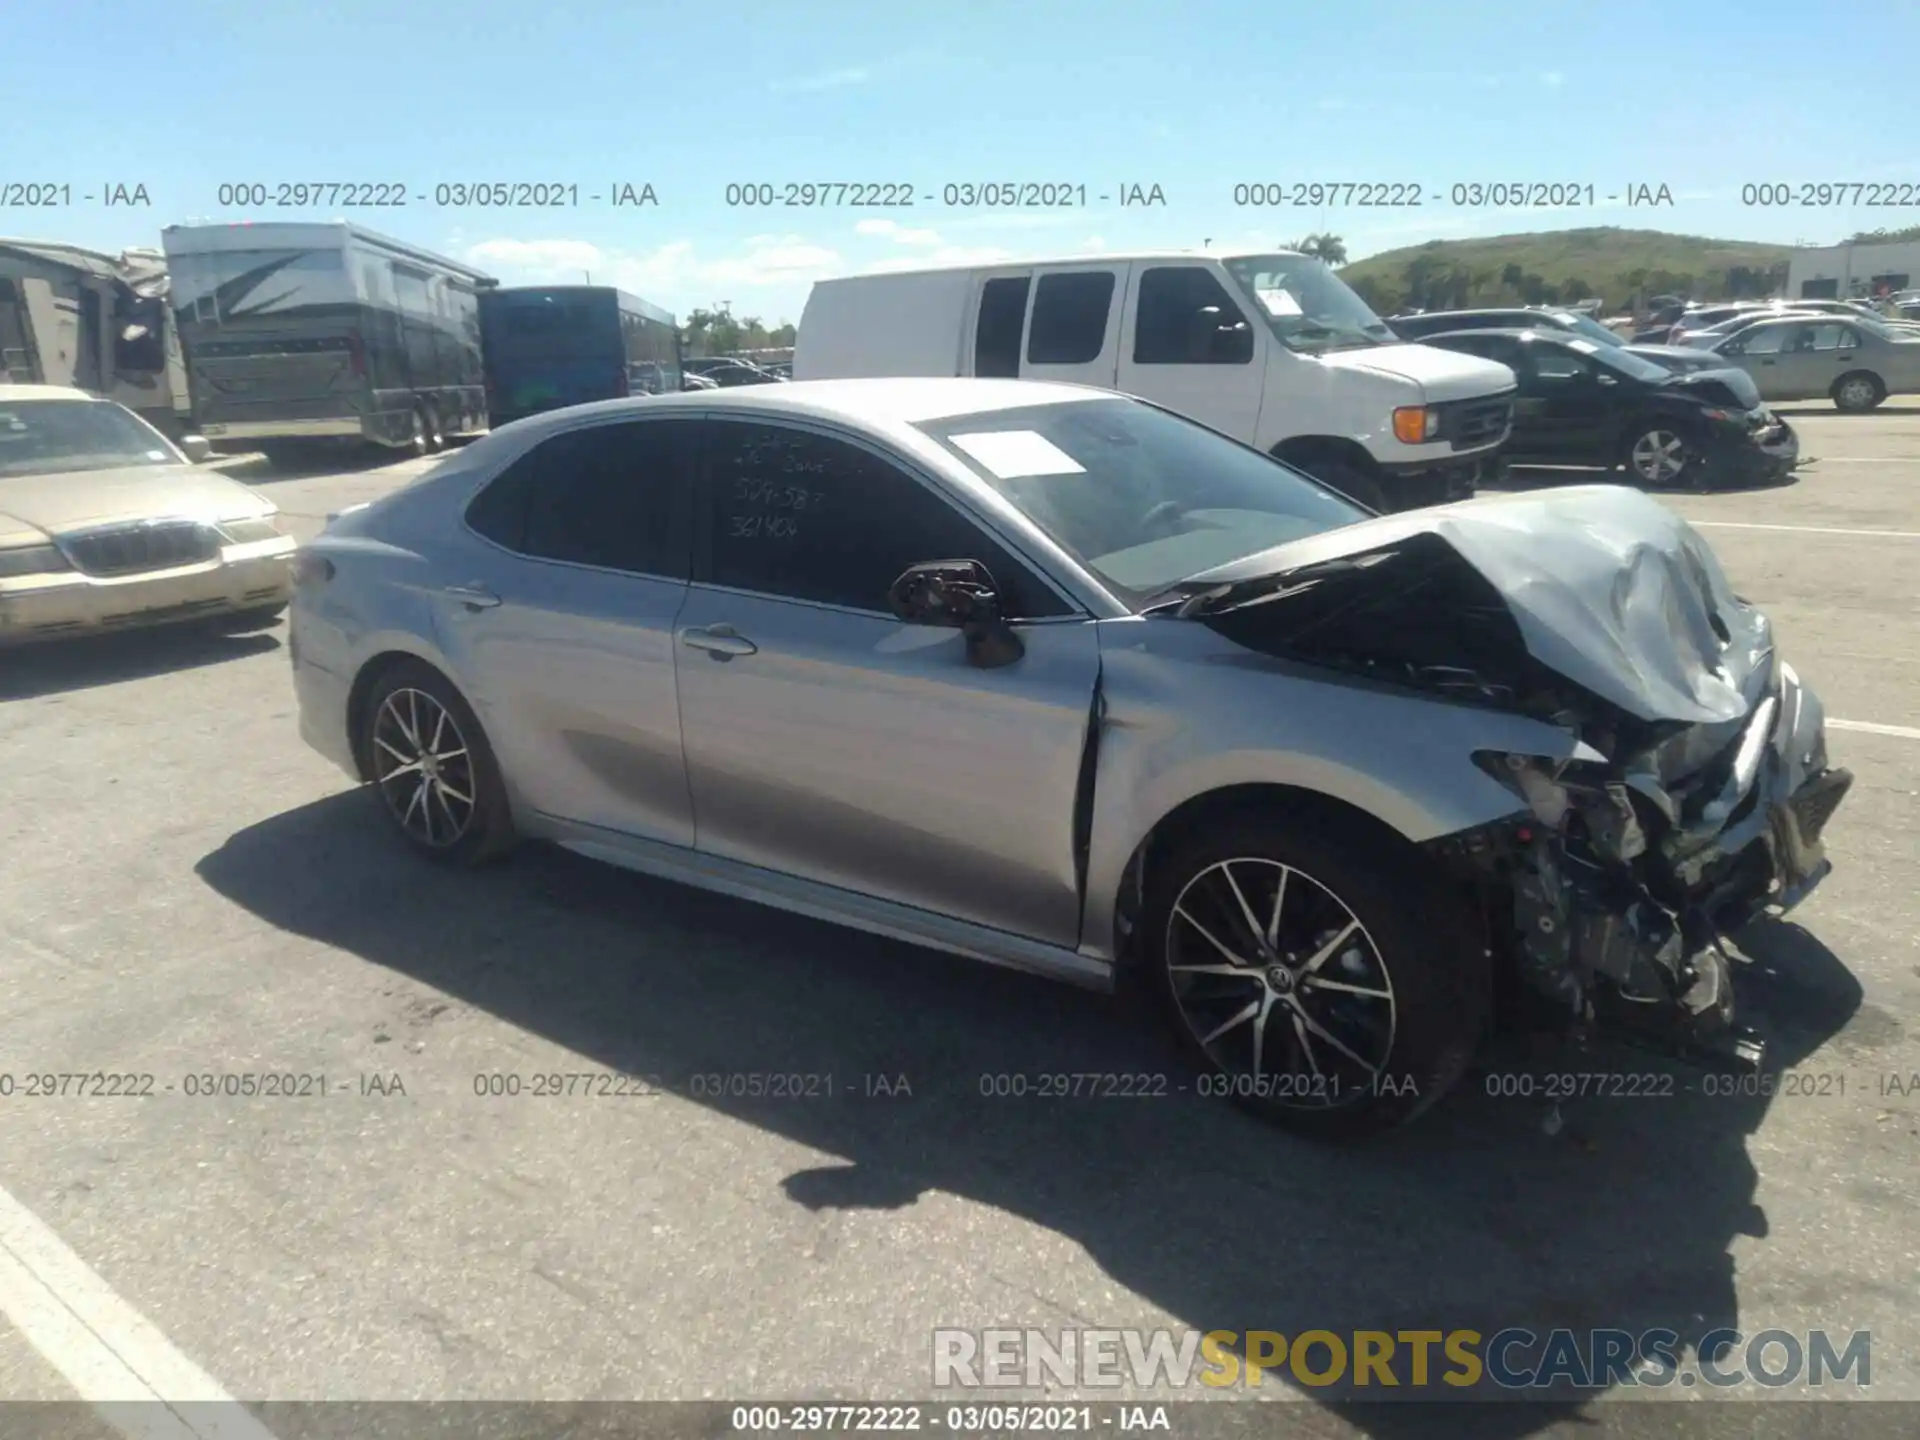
top-left (721, 433), bottom-right (834, 541)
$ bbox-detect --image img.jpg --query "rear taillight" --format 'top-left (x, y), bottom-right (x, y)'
top-left (343, 336), bottom-right (366, 377)
top-left (613, 367), bottom-right (631, 397)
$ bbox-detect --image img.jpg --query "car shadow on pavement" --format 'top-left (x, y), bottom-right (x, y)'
top-left (197, 797), bottom-right (1863, 1437)
top-left (1495, 467), bottom-right (1800, 497)
top-left (0, 625), bottom-right (281, 701)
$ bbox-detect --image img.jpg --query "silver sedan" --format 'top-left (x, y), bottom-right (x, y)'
top-left (290, 380), bottom-right (1851, 1135)
top-left (1703, 315), bottom-right (1920, 410)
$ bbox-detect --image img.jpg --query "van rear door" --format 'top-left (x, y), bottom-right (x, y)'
top-left (1017, 263), bottom-right (1127, 390)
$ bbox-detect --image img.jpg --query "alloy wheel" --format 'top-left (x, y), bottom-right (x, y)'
top-left (371, 687), bottom-right (476, 847)
top-left (1836, 377), bottom-right (1878, 410)
top-left (1164, 858), bottom-right (1397, 1106)
top-left (1630, 429), bottom-right (1688, 485)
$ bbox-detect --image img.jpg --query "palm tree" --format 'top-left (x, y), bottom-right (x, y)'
top-left (1285, 233), bottom-right (1348, 266)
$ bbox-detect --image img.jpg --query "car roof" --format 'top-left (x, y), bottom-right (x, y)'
top-left (0, 383), bottom-right (98, 403)
top-left (814, 248), bottom-right (1304, 282)
top-left (1419, 327), bottom-right (1572, 344)
top-left (491, 377), bottom-right (1112, 439)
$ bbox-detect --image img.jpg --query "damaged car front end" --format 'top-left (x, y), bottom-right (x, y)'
top-left (1168, 485), bottom-right (1853, 1070)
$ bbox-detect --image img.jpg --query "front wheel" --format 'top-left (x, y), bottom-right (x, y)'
top-left (360, 660), bottom-right (517, 866)
top-left (1623, 422), bottom-right (1696, 488)
top-left (1144, 810), bottom-right (1489, 1138)
top-left (1832, 371), bottom-right (1886, 413)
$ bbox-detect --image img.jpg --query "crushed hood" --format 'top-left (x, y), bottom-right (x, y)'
top-left (0, 464), bottom-right (273, 536)
top-left (1175, 485), bottom-right (1769, 727)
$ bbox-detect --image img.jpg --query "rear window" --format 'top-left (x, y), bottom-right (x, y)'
top-left (482, 294), bottom-right (620, 355)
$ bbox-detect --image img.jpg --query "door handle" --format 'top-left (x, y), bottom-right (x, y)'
top-left (679, 624), bottom-right (758, 659)
top-left (444, 582), bottom-right (501, 610)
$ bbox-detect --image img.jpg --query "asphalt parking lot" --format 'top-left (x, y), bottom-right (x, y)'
top-left (1, 406), bottom-right (1916, 1436)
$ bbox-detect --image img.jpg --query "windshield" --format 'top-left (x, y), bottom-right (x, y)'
top-left (167, 246), bottom-right (353, 329)
top-left (1579, 341), bottom-right (1677, 384)
top-left (0, 400), bottom-right (181, 477)
top-left (1221, 254), bottom-right (1395, 353)
top-left (914, 397), bottom-right (1367, 605)
top-left (1550, 312), bottom-right (1625, 346)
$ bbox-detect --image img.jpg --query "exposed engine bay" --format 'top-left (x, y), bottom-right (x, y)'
top-left (1167, 486), bottom-right (1856, 1065)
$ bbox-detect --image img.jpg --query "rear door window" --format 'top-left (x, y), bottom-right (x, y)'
top-left (973, 277), bottom-right (1031, 378)
top-left (466, 419), bottom-right (691, 577)
top-left (1027, 272), bottom-right (1115, 365)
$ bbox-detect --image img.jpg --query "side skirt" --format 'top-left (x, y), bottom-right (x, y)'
top-left (542, 815), bottom-right (1116, 993)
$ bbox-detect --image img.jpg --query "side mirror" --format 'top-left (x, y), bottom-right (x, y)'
top-left (887, 559), bottom-right (1025, 669)
top-left (179, 435), bottom-right (213, 463)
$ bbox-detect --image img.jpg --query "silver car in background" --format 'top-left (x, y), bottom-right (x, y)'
top-left (0, 385), bottom-right (295, 645)
top-left (289, 379), bottom-right (1852, 1136)
top-left (1703, 314), bottom-right (1920, 410)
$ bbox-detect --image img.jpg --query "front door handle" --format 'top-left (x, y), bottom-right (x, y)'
top-left (679, 624), bottom-right (758, 659)
top-left (444, 582), bottom-right (501, 610)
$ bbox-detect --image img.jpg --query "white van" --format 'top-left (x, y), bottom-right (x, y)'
top-left (794, 250), bottom-right (1517, 510)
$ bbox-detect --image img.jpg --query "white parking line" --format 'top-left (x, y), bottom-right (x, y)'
top-left (1690, 521), bottom-right (1920, 539)
top-left (1830, 719), bottom-right (1920, 741)
top-left (0, 1184), bottom-right (279, 1440)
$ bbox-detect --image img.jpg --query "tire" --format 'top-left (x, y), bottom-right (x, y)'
top-left (407, 405), bottom-right (432, 458)
top-left (1622, 420), bottom-right (1696, 488)
top-left (1143, 808), bottom-right (1489, 1139)
top-left (1831, 371), bottom-right (1885, 413)
top-left (422, 402), bottom-right (447, 452)
top-left (1291, 455), bottom-right (1390, 512)
top-left (204, 602), bottom-right (287, 634)
top-left (358, 659), bottom-right (517, 866)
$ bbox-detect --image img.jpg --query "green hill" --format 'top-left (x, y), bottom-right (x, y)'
top-left (1336, 226), bottom-right (1793, 314)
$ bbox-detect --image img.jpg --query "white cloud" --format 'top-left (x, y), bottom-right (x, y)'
top-left (1541, 71), bottom-right (1565, 87)
top-left (854, 217), bottom-right (943, 245)
top-left (865, 244), bottom-right (1018, 273)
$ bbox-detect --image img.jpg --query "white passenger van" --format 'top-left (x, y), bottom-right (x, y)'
top-left (794, 249), bottom-right (1518, 510)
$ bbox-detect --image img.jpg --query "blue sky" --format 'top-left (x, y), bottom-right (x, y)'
top-left (13, 0), bottom-right (1919, 324)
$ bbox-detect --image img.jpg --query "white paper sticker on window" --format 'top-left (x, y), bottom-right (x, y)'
top-left (1258, 288), bottom-right (1303, 317)
top-left (949, 430), bottom-right (1087, 478)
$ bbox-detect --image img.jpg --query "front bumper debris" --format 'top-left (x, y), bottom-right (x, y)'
top-left (1428, 658), bottom-right (1852, 1067)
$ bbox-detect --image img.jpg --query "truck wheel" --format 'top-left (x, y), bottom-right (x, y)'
top-left (1143, 808), bottom-right (1489, 1139)
top-left (422, 402), bottom-right (447, 452)
top-left (407, 405), bottom-right (432, 458)
top-left (1291, 456), bottom-right (1389, 512)
top-left (1831, 372), bottom-right (1885, 413)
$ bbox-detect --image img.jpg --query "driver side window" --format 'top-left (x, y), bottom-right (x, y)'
top-left (699, 420), bottom-right (1071, 619)
top-left (1529, 348), bottom-right (1591, 381)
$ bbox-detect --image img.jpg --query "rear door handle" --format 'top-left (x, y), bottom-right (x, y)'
top-left (679, 624), bottom-right (758, 658)
top-left (444, 582), bottom-right (501, 610)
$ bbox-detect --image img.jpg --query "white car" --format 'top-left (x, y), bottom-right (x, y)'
top-left (0, 385), bottom-right (296, 645)
top-left (794, 250), bottom-right (1517, 513)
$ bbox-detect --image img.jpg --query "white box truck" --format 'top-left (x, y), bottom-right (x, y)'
top-left (794, 249), bottom-right (1518, 510)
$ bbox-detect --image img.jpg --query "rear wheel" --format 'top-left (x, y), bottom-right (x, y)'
top-left (1623, 421), bottom-right (1696, 488)
top-left (407, 405), bottom-right (432, 458)
top-left (422, 401), bottom-right (447, 452)
top-left (1832, 371), bottom-right (1885, 413)
top-left (1144, 809), bottom-right (1489, 1138)
top-left (359, 660), bottom-right (517, 866)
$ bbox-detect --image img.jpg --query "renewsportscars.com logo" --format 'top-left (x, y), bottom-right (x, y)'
top-left (932, 1327), bottom-right (1872, 1392)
